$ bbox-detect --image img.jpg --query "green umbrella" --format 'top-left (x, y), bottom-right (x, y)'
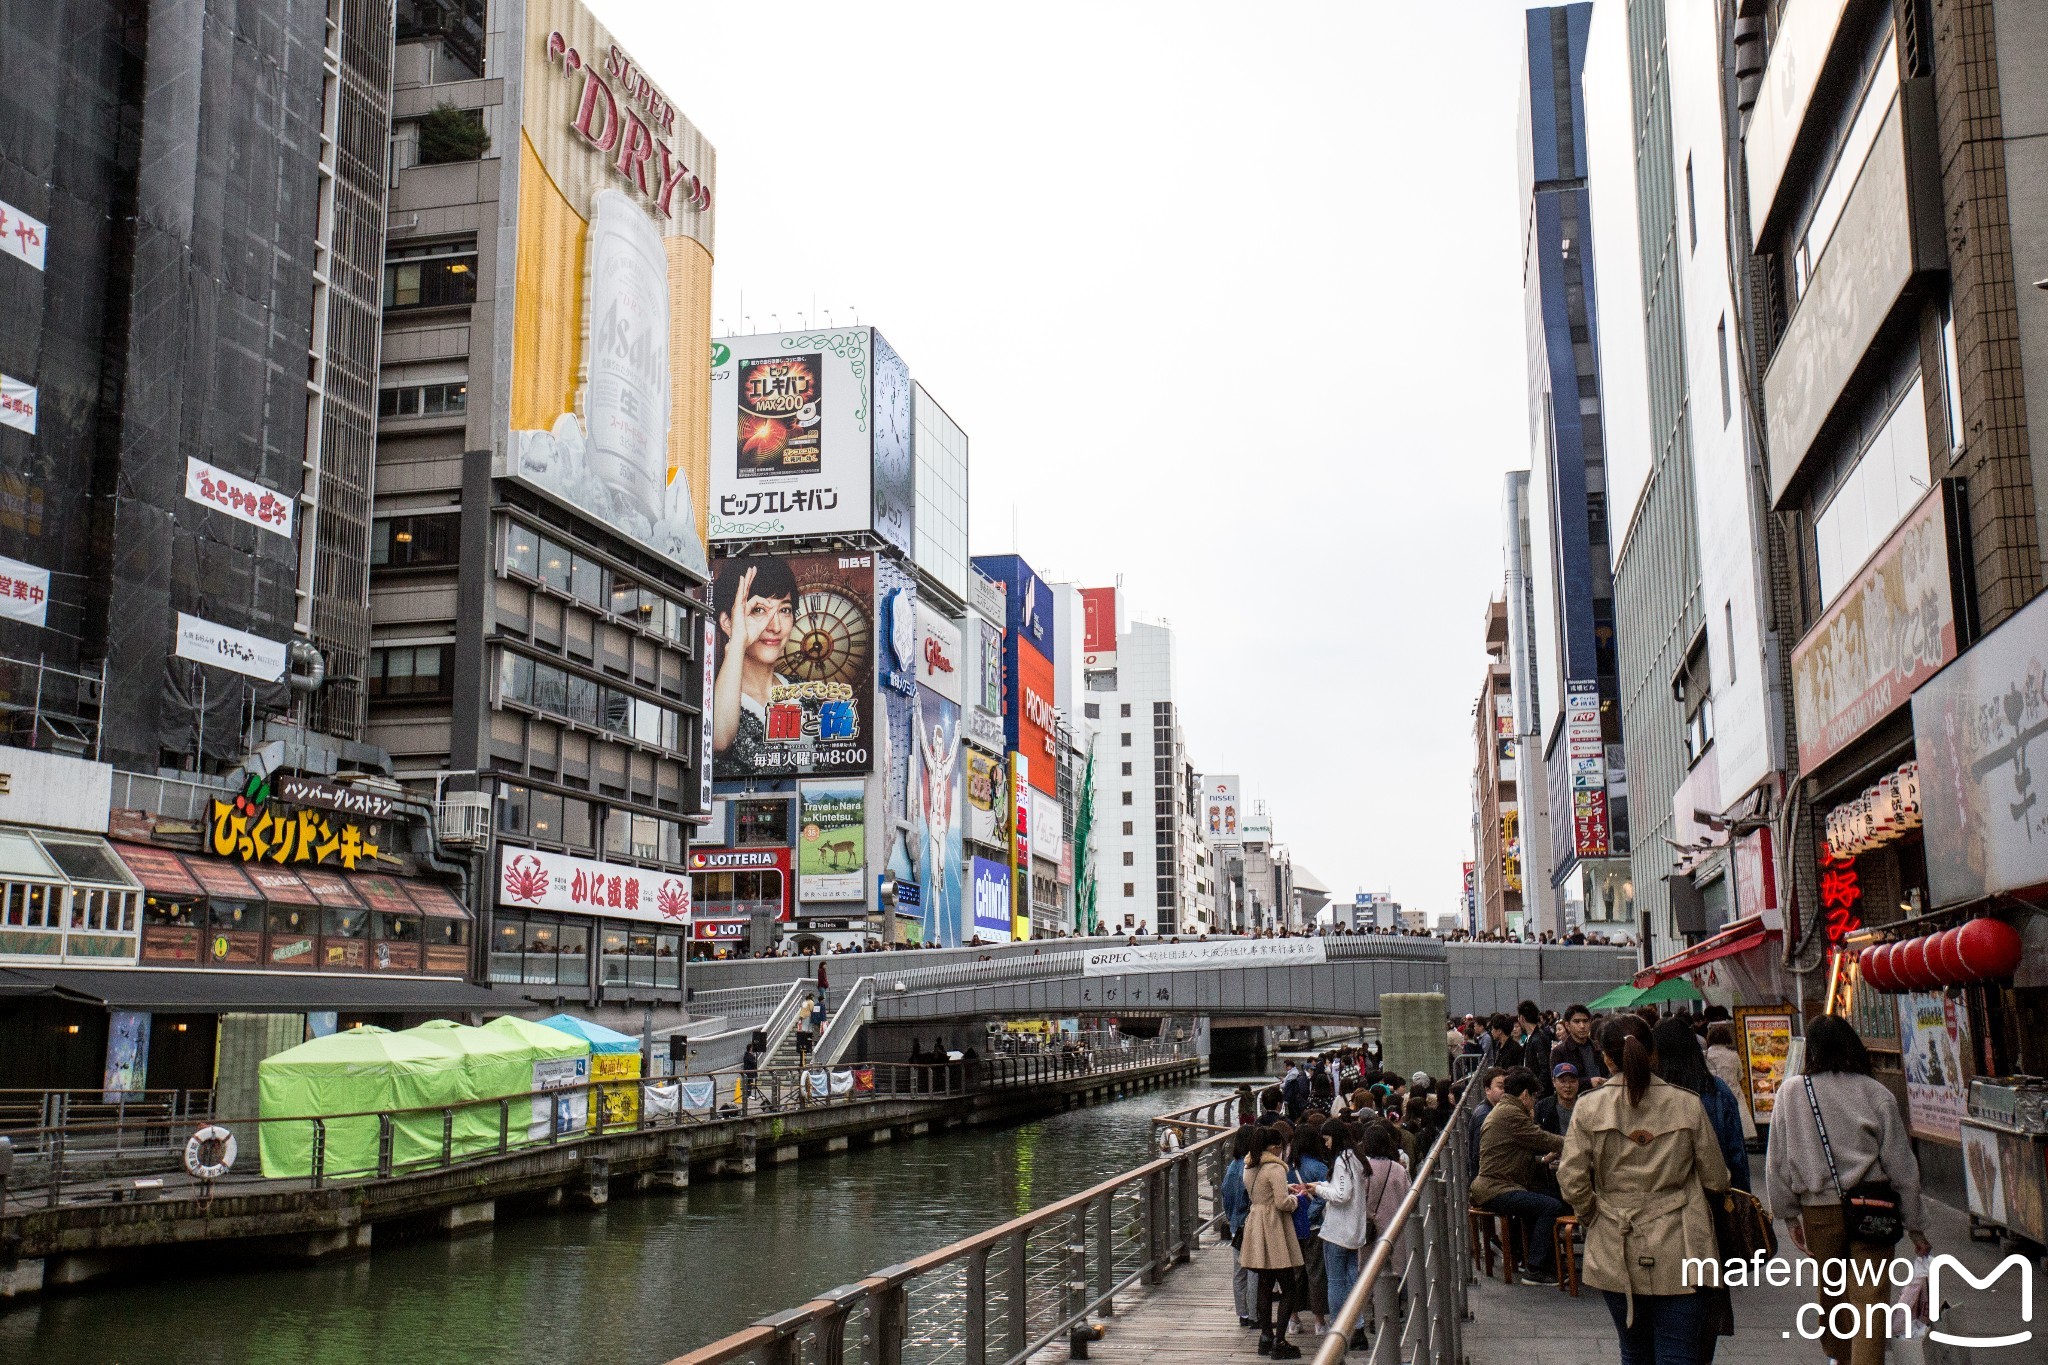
top-left (1587, 981), bottom-right (1646, 1010)
top-left (1640, 977), bottom-right (1704, 1004)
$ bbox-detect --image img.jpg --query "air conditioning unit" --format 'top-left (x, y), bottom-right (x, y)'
top-left (437, 792), bottom-right (492, 849)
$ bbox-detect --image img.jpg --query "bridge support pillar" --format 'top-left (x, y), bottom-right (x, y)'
top-left (576, 1156), bottom-right (611, 1207)
top-left (907, 1121), bottom-right (929, 1137)
top-left (869, 1127), bottom-right (892, 1144)
top-left (651, 1138), bottom-right (690, 1190)
top-left (825, 1134), bottom-right (849, 1153)
top-left (767, 1144), bottom-right (798, 1165)
top-left (437, 1200), bottom-right (495, 1235)
top-left (296, 1224), bottom-right (372, 1261)
top-left (715, 1129), bottom-right (758, 1177)
top-left (0, 1259), bottom-right (43, 1301)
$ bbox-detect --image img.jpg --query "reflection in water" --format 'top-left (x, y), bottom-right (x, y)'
top-left (5, 1081), bottom-right (1228, 1365)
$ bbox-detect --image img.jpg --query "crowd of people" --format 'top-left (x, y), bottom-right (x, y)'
top-left (695, 921), bottom-right (1640, 961)
top-left (1215, 1005), bottom-right (1928, 1365)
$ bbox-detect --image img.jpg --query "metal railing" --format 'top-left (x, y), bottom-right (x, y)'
top-left (1312, 1070), bottom-right (1478, 1365)
top-left (0, 1088), bottom-right (214, 1138)
top-left (665, 1083), bottom-right (1237, 1365)
top-left (812, 976), bottom-right (875, 1068)
top-left (0, 1041), bottom-right (1197, 1213)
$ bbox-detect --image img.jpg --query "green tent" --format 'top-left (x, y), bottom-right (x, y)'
top-left (483, 1015), bottom-right (592, 1140)
top-left (406, 1019), bottom-right (543, 1161)
top-left (258, 1025), bottom-right (467, 1179)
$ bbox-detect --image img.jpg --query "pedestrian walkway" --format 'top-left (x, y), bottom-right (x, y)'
top-left (1031, 1197), bottom-right (2031, 1364)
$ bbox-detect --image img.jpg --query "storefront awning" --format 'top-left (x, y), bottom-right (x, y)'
top-left (402, 880), bottom-right (471, 919)
top-left (1633, 914), bottom-right (1779, 988)
top-left (10, 967), bottom-right (513, 1013)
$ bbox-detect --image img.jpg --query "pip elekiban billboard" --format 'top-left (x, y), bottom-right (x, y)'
top-left (711, 549), bottom-right (875, 779)
top-left (709, 328), bottom-right (877, 540)
top-left (507, 2), bottom-right (716, 575)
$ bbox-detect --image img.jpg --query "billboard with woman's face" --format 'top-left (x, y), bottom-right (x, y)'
top-left (711, 549), bottom-right (874, 779)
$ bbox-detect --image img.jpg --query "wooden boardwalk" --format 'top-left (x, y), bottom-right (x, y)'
top-left (1029, 1225), bottom-right (1271, 1364)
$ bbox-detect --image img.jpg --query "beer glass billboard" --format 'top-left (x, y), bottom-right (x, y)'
top-left (503, 0), bottom-right (716, 575)
top-left (711, 549), bottom-right (875, 779)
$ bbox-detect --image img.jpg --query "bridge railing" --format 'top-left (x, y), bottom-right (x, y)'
top-left (666, 1084), bottom-right (1234, 1365)
top-left (0, 1041), bottom-right (1197, 1213)
top-left (1312, 1063), bottom-right (1479, 1365)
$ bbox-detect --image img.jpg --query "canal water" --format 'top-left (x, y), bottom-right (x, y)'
top-left (3, 1079), bottom-right (1232, 1365)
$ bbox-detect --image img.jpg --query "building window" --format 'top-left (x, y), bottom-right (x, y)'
top-left (1120, 761), bottom-right (1132, 777)
top-left (372, 513), bottom-right (460, 569)
top-left (383, 239), bottom-right (478, 309)
top-left (1120, 704), bottom-right (1131, 718)
top-left (368, 644), bottom-right (454, 700)
top-left (1122, 821), bottom-right (1133, 836)
top-left (1716, 316), bottom-right (1731, 427)
top-left (604, 811), bottom-right (685, 865)
top-left (1083, 702), bottom-right (1099, 719)
top-left (734, 799), bottom-right (789, 846)
top-left (498, 651), bottom-right (684, 752)
top-left (1685, 154), bottom-right (1697, 253)
top-left (1940, 299), bottom-right (1965, 452)
top-left (1724, 601), bottom-right (1737, 685)
top-left (1123, 883), bottom-right (1135, 898)
top-left (1121, 791), bottom-right (1132, 806)
top-left (1122, 851), bottom-right (1134, 866)
top-left (1120, 732), bottom-right (1131, 747)
top-left (377, 380), bottom-right (468, 419)
top-left (1675, 636), bottom-right (1714, 768)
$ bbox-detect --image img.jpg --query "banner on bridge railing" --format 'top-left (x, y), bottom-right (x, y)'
top-left (1081, 937), bottom-right (1328, 976)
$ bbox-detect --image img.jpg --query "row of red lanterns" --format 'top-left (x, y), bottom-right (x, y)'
top-left (1857, 918), bottom-right (2023, 993)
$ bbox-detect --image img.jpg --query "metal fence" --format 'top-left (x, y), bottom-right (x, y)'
top-left (664, 1089), bottom-right (1238, 1365)
top-left (0, 1040), bottom-right (1195, 1213)
top-left (1311, 1071), bottom-right (1477, 1365)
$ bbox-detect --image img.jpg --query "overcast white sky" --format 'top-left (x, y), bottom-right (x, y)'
top-left (600, 2), bottom-right (1543, 917)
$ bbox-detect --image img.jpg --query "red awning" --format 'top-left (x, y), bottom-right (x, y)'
top-left (401, 880), bottom-right (471, 920)
top-left (113, 843), bottom-right (203, 898)
top-left (294, 869), bottom-right (365, 909)
top-left (243, 865), bottom-right (320, 906)
top-left (1634, 914), bottom-right (1779, 988)
top-left (349, 873), bottom-right (417, 916)
top-left (179, 855), bottom-right (261, 901)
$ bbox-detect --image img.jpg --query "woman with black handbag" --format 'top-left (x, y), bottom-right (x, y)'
top-left (1764, 1016), bottom-right (1930, 1365)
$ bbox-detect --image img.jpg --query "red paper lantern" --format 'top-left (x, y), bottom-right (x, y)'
top-left (1868, 941), bottom-right (1900, 992)
top-left (1955, 918), bottom-right (2023, 980)
top-left (1896, 936), bottom-right (1936, 991)
top-left (1930, 928), bottom-right (1968, 986)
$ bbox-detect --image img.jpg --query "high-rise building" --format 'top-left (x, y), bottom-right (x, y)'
top-left (1516, 3), bottom-right (1635, 939)
top-left (1080, 617), bottom-right (1200, 935)
top-left (374, 0), bottom-right (718, 1007)
top-left (1501, 471), bottom-right (1557, 930)
top-left (1471, 596), bottom-right (1522, 933)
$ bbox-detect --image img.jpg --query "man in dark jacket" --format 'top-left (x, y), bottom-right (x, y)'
top-left (1534, 1062), bottom-right (1581, 1135)
top-left (1517, 1001), bottom-right (1555, 1096)
top-left (1468, 1068), bottom-right (1567, 1284)
top-left (1280, 1063), bottom-right (1311, 1121)
top-left (1548, 1003), bottom-right (1607, 1087)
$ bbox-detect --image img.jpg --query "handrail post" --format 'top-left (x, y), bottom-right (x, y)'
top-left (499, 1098), bottom-right (511, 1154)
top-left (965, 1246), bottom-right (989, 1365)
top-left (1005, 1228), bottom-right (1028, 1362)
top-left (311, 1118), bottom-right (326, 1190)
top-left (1176, 1150), bottom-right (1198, 1261)
top-left (377, 1113), bottom-right (394, 1178)
top-left (442, 1108), bottom-right (454, 1166)
top-left (1064, 1207), bottom-right (1089, 1357)
top-left (1093, 1192), bottom-right (1114, 1315)
top-left (1144, 1166), bottom-right (1165, 1285)
top-left (867, 1281), bottom-right (907, 1365)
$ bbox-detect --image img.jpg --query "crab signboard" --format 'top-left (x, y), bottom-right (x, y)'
top-left (498, 845), bottom-right (691, 925)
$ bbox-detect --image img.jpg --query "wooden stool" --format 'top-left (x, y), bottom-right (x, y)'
top-left (1553, 1214), bottom-right (1581, 1297)
top-left (1466, 1206), bottom-right (1520, 1284)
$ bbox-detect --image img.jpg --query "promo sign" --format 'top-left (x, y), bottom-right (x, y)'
top-left (185, 458), bottom-right (294, 538)
top-left (1017, 642), bottom-right (1057, 795)
top-left (710, 328), bottom-right (874, 541)
top-left (276, 774), bottom-right (399, 821)
top-left (1203, 775), bottom-right (1240, 844)
top-left (965, 749), bottom-right (1007, 847)
top-left (175, 612), bottom-right (287, 683)
top-left (971, 855), bottom-right (1012, 936)
top-left (1792, 484), bottom-right (1955, 774)
top-left (503, 0), bottom-right (717, 576)
top-left (0, 199), bottom-right (48, 271)
top-left (210, 776), bottom-right (383, 871)
top-left (1031, 789), bottom-right (1063, 864)
top-left (1080, 585), bottom-right (1117, 669)
top-left (0, 374), bottom-right (36, 435)
top-left (797, 779), bottom-right (865, 902)
top-left (711, 549), bottom-right (875, 779)
top-left (915, 603), bottom-right (963, 705)
top-left (1011, 751), bottom-right (1031, 940)
top-left (1082, 936), bottom-right (1328, 976)
top-left (500, 844), bottom-right (692, 925)
top-left (0, 553), bottom-right (50, 628)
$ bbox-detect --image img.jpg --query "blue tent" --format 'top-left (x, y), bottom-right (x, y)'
top-left (534, 1013), bottom-right (642, 1055)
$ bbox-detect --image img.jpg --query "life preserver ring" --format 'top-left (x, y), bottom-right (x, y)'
top-left (184, 1125), bottom-right (238, 1180)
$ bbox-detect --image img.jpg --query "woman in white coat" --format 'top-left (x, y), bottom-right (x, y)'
top-left (1303, 1118), bottom-right (1409, 1350)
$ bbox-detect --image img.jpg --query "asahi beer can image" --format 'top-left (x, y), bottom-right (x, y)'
top-left (584, 189), bottom-right (671, 533)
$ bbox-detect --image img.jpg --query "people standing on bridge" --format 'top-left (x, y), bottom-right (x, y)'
top-left (796, 994), bottom-right (819, 1066)
top-left (1469, 1067), bottom-right (1567, 1285)
top-left (1559, 1015), bottom-right (1730, 1364)
top-left (1303, 1116), bottom-right (1402, 1350)
top-left (1241, 1126), bottom-right (1306, 1359)
top-left (1221, 1127), bottom-right (1258, 1328)
top-left (1550, 1004), bottom-right (1607, 1087)
top-left (741, 1038), bottom-right (761, 1110)
top-left (1764, 1015), bottom-right (1927, 1365)
top-left (1281, 1062), bottom-right (1311, 1123)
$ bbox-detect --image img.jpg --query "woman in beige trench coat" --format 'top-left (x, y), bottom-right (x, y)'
top-left (1559, 1015), bottom-right (1731, 1365)
top-left (1240, 1126), bottom-right (1305, 1359)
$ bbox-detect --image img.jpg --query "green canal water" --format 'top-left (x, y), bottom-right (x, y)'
top-left (3, 1079), bottom-right (1231, 1365)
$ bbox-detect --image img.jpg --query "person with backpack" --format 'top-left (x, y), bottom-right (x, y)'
top-left (1220, 1127), bottom-right (1258, 1327)
top-left (1764, 1016), bottom-right (1928, 1365)
top-left (1240, 1126), bottom-right (1305, 1359)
